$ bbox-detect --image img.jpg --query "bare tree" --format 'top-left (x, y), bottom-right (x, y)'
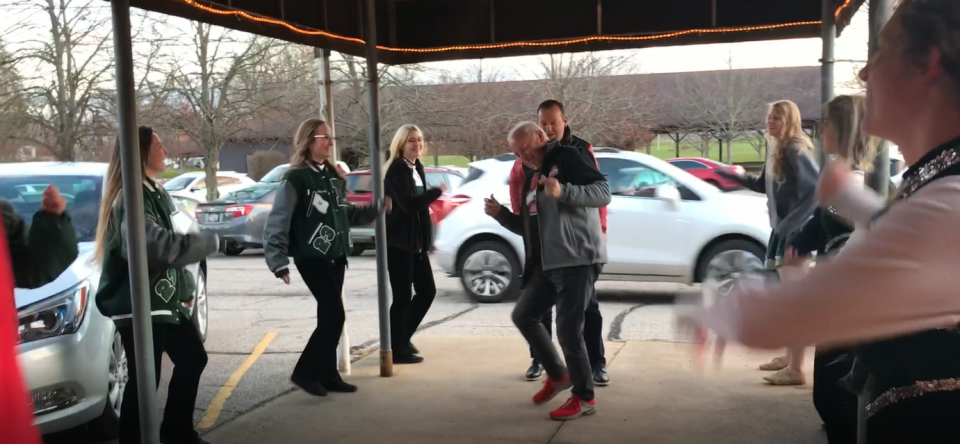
top-left (531, 53), bottom-right (653, 149)
top-left (6, 0), bottom-right (117, 161)
top-left (674, 57), bottom-right (770, 162)
top-left (164, 22), bottom-right (279, 201)
top-left (329, 54), bottom-right (442, 167)
top-left (0, 37), bottom-right (28, 160)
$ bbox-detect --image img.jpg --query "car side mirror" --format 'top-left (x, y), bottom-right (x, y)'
top-left (655, 184), bottom-right (681, 209)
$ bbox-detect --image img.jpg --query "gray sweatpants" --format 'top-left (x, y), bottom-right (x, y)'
top-left (512, 264), bottom-right (601, 401)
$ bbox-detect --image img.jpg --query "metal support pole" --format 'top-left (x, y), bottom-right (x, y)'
top-left (867, 0), bottom-right (893, 196)
top-left (364, 0), bottom-right (393, 377)
top-left (316, 47), bottom-right (351, 376)
top-left (110, 1), bottom-right (158, 443)
top-left (818, 0), bottom-right (836, 166)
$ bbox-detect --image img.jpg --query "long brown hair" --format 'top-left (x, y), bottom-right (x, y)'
top-left (290, 118), bottom-right (345, 182)
top-left (823, 95), bottom-right (880, 172)
top-left (767, 100), bottom-right (815, 179)
top-left (94, 126), bottom-right (154, 264)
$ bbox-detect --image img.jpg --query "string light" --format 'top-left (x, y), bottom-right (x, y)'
top-left (178, 0), bottom-right (856, 55)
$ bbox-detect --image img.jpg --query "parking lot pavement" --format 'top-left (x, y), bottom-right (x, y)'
top-left (44, 251), bottom-right (698, 444)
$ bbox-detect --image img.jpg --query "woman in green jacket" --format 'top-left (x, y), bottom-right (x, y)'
top-left (94, 126), bottom-right (219, 444)
top-left (264, 118), bottom-right (387, 397)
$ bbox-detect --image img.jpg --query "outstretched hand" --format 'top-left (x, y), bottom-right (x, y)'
top-left (384, 196), bottom-right (393, 215)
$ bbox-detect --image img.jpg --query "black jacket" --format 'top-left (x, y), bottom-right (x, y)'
top-left (1, 199), bottom-right (79, 289)
top-left (384, 158), bottom-right (442, 253)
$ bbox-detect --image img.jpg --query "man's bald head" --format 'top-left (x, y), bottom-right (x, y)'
top-left (507, 121), bottom-right (549, 169)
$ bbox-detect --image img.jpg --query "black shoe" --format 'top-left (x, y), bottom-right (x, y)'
top-left (159, 431), bottom-right (209, 444)
top-left (290, 374), bottom-right (328, 397)
top-left (525, 362), bottom-right (544, 381)
top-left (592, 365), bottom-right (610, 386)
top-left (322, 379), bottom-right (358, 393)
top-left (393, 353), bottom-right (424, 364)
top-left (409, 342), bottom-right (420, 354)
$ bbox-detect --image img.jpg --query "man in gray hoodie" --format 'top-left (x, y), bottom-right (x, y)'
top-left (485, 122), bottom-right (610, 421)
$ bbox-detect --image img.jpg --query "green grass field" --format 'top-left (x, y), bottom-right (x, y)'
top-left (425, 139), bottom-right (766, 168)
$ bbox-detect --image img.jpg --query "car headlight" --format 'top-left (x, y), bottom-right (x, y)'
top-left (18, 281), bottom-right (90, 344)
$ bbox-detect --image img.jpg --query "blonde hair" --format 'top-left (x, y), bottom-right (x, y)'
top-left (290, 118), bottom-right (344, 182)
top-left (384, 124), bottom-right (423, 170)
top-left (94, 127), bottom-right (154, 264)
top-left (766, 100), bottom-right (815, 179)
top-left (823, 95), bottom-right (880, 172)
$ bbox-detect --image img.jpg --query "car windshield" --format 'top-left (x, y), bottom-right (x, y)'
top-left (162, 174), bottom-right (196, 191)
top-left (0, 175), bottom-right (102, 242)
top-left (260, 165), bottom-right (289, 183)
top-left (222, 186), bottom-right (275, 202)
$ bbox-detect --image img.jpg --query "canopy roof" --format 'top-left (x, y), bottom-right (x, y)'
top-left (131, 0), bottom-right (865, 64)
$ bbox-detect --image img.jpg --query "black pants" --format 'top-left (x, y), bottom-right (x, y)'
top-left (387, 246), bottom-right (437, 356)
top-left (530, 286), bottom-right (605, 369)
top-left (117, 321), bottom-right (208, 444)
top-left (866, 390), bottom-right (960, 443)
top-left (812, 347), bottom-right (858, 444)
top-left (513, 265), bottom-right (600, 401)
top-left (293, 257), bottom-right (347, 383)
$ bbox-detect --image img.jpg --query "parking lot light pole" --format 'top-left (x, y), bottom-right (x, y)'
top-left (110, 0), bottom-right (159, 442)
top-left (818, 0), bottom-right (837, 166)
top-left (364, 0), bottom-right (393, 377)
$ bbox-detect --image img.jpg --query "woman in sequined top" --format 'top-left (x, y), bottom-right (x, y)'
top-left (678, 1), bottom-right (960, 442)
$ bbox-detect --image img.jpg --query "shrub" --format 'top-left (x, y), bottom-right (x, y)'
top-left (247, 151), bottom-right (286, 181)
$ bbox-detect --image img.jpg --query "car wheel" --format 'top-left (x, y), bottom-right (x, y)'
top-left (696, 239), bottom-right (766, 287)
top-left (350, 244), bottom-right (365, 256)
top-left (192, 269), bottom-right (209, 343)
top-left (90, 329), bottom-right (127, 439)
top-left (458, 240), bottom-right (521, 303)
top-left (224, 244), bottom-right (245, 256)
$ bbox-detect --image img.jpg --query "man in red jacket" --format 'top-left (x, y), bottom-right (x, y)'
top-left (510, 100), bottom-right (610, 386)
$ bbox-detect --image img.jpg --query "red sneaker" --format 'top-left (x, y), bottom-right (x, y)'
top-left (549, 395), bottom-right (596, 420)
top-left (532, 374), bottom-right (572, 405)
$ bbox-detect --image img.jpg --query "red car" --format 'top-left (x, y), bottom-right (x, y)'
top-left (666, 157), bottom-right (745, 191)
top-left (345, 166), bottom-right (464, 255)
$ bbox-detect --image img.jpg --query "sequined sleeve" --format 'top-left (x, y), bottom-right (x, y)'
top-left (683, 176), bottom-right (960, 350)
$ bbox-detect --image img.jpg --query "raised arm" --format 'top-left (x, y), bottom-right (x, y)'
top-left (263, 181), bottom-right (297, 277)
top-left (681, 177), bottom-right (960, 350)
top-left (2, 200), bottom-right (79, 289)
top-left (118, 206), bottom-right (218, 274)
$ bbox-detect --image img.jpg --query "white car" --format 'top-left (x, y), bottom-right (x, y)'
top-left (258, 161), bottom-right (351, 185)
top-left (6, 162), bottom-right (209, 438)
top-left (430, 150), bottom-right (772, 302)
top-left (163, 171), bottom-right (256, 202)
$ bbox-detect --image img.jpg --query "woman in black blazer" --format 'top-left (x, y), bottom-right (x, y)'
top-left (383, 124), bottom-right (445, 364)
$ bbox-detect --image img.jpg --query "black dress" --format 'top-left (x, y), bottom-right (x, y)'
top-left (790, 200), bottom-right (860, 444)
top-left (853, 139), bottom-right (960, 444)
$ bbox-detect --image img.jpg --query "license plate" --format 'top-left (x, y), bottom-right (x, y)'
top-left (205, 213), bottom-right (221, 223)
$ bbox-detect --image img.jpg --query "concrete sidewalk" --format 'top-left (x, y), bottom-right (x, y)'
top-left (204, 336), bottom-right (826, 444)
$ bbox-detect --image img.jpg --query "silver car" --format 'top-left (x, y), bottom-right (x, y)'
top-left (195, 183), bottom-right (278, 255)
top-left (7, 162), bottom-right (209, 438)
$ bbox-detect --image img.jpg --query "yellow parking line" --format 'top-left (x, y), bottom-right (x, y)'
top-left (198, 332), bottom-right (277, 429)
